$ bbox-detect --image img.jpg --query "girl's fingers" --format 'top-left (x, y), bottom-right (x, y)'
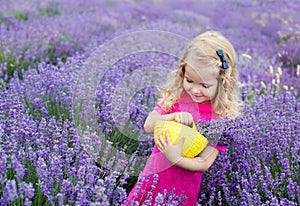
top-left (181, 114), bottom-right (191, 126)
top-left (155, 133), bottom-right (161, 146)
top-left (175, 116), bottom-right (181, 123)
top-left (187, 115), bottom-right (192, 126)
top-left (188, 119), bottom-right (192, 126)
top-left (157, 132), bottom-right (166, 150)
top-left (181, 115), bottom-right (185, 125)
top-left (183, 117), bottom-right (189, 126)
top-left (165, 129), bottom-right (171, 145)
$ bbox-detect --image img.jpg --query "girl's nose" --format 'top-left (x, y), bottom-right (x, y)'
top-left (191, 86), bottom-right (202, 95)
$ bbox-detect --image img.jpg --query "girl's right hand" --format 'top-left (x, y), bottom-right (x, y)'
top-left (173, 112), bottom-right (193, 126)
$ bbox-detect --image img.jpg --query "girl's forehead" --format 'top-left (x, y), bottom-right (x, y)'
top-left (185, 64), bottom-right (219, 80)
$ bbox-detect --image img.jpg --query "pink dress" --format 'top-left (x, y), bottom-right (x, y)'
top-left (124, 94), bottom-right (226, 206)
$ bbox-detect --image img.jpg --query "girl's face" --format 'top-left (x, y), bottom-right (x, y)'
top-left (183, 64), bottom-right (219, 104)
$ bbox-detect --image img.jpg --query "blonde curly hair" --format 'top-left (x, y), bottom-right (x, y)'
top-left (158, 31), bottom-right (240, 119)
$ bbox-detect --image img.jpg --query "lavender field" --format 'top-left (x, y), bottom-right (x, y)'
top-left (0, 0), bottom-right (299, 205)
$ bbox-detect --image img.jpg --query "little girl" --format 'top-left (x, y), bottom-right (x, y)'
top-left (124, 31), bottom-right (240, 205)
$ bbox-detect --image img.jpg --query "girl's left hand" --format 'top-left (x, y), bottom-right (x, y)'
top-left (156, 129), bottom-right (185, 164)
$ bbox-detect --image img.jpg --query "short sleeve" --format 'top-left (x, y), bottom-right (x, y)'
top-left (154, 103), bottom-right (167, 115)
top-left (214, 145), bottom-right (227, 153)
top-left (208, 144), bottom-right (227, 153)
top-left (153, 102), bottom-right (180, 115)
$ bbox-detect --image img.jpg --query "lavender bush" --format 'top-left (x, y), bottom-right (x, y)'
top-left (195, 92), bottom-right (299, 205)
top-left (0, 0), bottom-right (300, 205)
top-left (0, 83), bottom-right (130, 205)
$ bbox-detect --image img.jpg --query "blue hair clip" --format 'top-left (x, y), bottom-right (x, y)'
top-left (216, 49), bottom-right (229, 69)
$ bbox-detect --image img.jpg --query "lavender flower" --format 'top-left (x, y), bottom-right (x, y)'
top-left (196, 118), bottom-right (233, 146)
top-left (0, 0), bottom-right (299, 205)
top-left (3, 179), bottom-right (18, 202)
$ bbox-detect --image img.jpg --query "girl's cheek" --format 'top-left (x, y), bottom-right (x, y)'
top-left (205, 89), bottom-right (214, 98)
top-left (184, 83), bottom-right (191, 91)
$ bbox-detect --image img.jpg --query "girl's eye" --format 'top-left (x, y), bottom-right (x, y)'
top-left (202, 84), bottom-right (209, 88)
top-left (186, 79), bottom-right (193, 83)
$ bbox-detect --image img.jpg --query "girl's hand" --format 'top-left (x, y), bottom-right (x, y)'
top-left (156, 129), bottom-right (185, 164)
top-left (173, 112), bottom-right (193, 127)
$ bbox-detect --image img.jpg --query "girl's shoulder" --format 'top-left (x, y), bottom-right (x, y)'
top-left (154, 102), bottom-right (180, 115)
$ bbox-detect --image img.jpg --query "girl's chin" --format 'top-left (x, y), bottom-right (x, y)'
top-left (191, 96), bottom-right (210, 104)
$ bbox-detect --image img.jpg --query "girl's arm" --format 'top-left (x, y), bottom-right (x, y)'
top-left (156, 130), bottom-right (219, 172)
top-left (175, 146), bottom-right (219, 172)
top-left (144, 110), bottom-right (194, 134)
top-left (144, 110), bottom-right (175, 134)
